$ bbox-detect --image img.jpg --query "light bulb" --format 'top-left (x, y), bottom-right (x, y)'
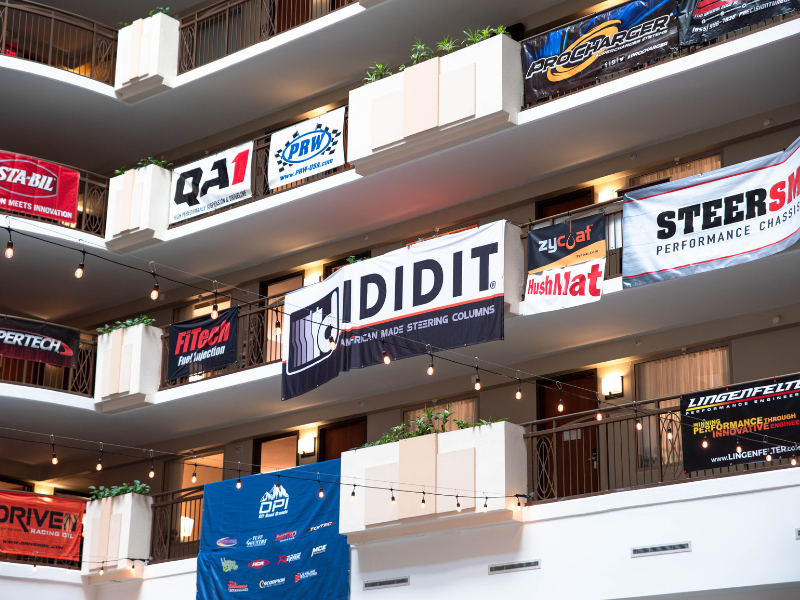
top-left (236, 478), bottom-right (242, 489)
top-left (329, 336), bottom-right (335, 351)
top-left (351, 489), bottom-right (356, 500)
top-left (474, 375), bottom-right (481, 391)
top-left (596, 412), bottom-right (603, 421)
top-left (421, 496), bottom-right (426, 508)
top-left (318, 487), bottom-right (324, 498)
top-left (382, 351), bottom-right (390, 365)
top-left (99, 566), bottom-right (104, 575)
top-left (667, 428), bottom-right (673, 440)
top-left (75, 262), bottom-right (84, 278)
top-left (557, 401), bottom-right (564, 413)
top-left (211, 304), bottom-right (218, 319)
top-left (427, 362), bottom-right (434, 376)
top-left (275, 320), bottom-right (281, 335)
top-left (150, 282), bottom-right (159, 300)
top-left (191, 472), bottom-right (197, 484)
top-left (791, 456), bottom-right (797, 466)
top-left (456, 500), bottom-right (461, 512)
top-left (52, 455), bottom-right (58, 465)
top-left (736, 442), bottom-right (742, 454)
top-left (149, 468), bottom-right (155, 479)
top-left (32, 564), bottom-right (37, 573)
top-left (483, 502), bottom-right (488, 513)
top-left (5, 240), bottom-right (13, 259)
top-left (96, 460), bottom-right (102, 471)
top-left (515, 386), bottom-right (522, 400)
top-left (516, 499), bottom-right (521, 511)
top-left (702, 437), bottom-right (708, 448)
top-left (766, 453), bottom-right (772, 462)
top-left (635, 419), bottom-right (642, 431)
top-left (391, 495), bottom-right (395, 506)
top-left (130, 564), bottom-right (135, 573)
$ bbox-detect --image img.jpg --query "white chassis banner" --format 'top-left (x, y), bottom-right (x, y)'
top-left (268, 107), bottom-right (346, 190)
top-left (521, 257), bottom-right (605, 314)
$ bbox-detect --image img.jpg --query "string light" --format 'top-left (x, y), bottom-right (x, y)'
top-left (427, 354), bottom-right (434, 376)
top-left (149, 450), bottom-right (155, 479)
top-left (791, 455), bottom-right (797, 466)
top-left (382, 350), bottom-right (390, 365)
top-left (474, 361), bottom-right (481, 391)
top-left (5, 228), bottom-right (13, 259)
top-left (191, 461), bottom-right (197, 484)
top-left (421, 489), bottom-right (426, 508)
top-left (351, 482), bottom-right (356, 500)
top-left (702, 436), bottom-right (708, 448)
top-left (32, 564), bottom-right (37, 573)
top-left (99, 562), bottom-right (104, 576)
top-left (596, 412), bottom-right (603, 421)
top-left (318, 474), bottom-right (324, 498)
top-left (236, 461), bottom-right (242, 489)
top-left (635, 418), bottom-right (642, 431)
top-left (667, 426), bottom-right (673, 440)
top-left (557, 386), bottom-right (564, 412)
top-left (736, 438), bottom-right (742, 454)
top-left (130, 562), bottom-right (135, 574)
top-left (483, 496), bottom-right (488, 513)
top-left (75, 250), bottom-right (85, 279)
top-left (515, 378), bottom-right (522, 400)
top-left (456, 493), bottom-right (461, 512)
top-left (390, 487), bottom-right (395, 505)
top-left (211, 299), bottom-right (218, 320)
top-left (96, 443), bottom-right (103, 471)
top-left (51, 435), bottom-right (58, 465)
top-left (516, 497), bottom-right (521, 511)
top-left (276, 473), bottom-right (281, 490)
top-left (328, 335), bottom-right (335, 351)
top-left (275, 320), bottom-right (281, 335)
top-left (150, 277), bottom-right (159, 300)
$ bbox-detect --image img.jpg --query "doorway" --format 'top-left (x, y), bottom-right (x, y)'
top-left (319, 419), bottom-right (366, 461)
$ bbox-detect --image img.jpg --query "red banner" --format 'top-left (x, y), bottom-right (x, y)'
top-left (0, 151), bottom-right (80, 224)
top-left (0, 491), bottom-right (85, 560)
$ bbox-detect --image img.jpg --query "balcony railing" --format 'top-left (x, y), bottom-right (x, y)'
top-left (150, 485), bottom-right (204, 564)
top-left (0, 0), bottom-right (116, 85)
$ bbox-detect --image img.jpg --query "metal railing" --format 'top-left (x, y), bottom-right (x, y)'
top-left (0, 550), bottom-right (81, 570)
top-left (150, 485), bottom-right (204, 564)
top-left (178, 0), bottom-right (357, 73)
top-left (0, 0), bottom-right (116, 84)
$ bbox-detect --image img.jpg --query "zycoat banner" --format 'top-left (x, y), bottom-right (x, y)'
top-left (678, 0), bottom-right (800, 46)
top-left (0, 491), bottom-right (84, 560)
top-left (623, 135), bottom-right (800, 287)
top-left (281, 221), bottom-right (508, 400)
top-left (169, 142), bottom-right (253, 224)
top-left (521, 0), bottom-right (678, 104)
top-left (0, 316), bottom-right (80, 368)
top-left (681, 374), bottom-right (800, 472)
top-left (167, 307), bottom-right (238, 380)
top-left (268, 107), bottom-right (346, 190)
top-left (197, 460), bottom-right (349, 600)
top-left (0, 151), bottom-right (80, 223)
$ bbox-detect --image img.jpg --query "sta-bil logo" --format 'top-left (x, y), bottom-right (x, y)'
top-left (259, 484), bottom-right (289, 519)
top-left (0, 159), bottom-right (59, 198)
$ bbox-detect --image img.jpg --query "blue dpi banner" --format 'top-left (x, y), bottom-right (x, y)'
top-left (197, 459), bottom-right (349, 599)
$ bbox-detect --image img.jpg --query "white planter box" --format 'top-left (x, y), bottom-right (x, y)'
top-left (115, 13), bottom-right (179, 103)
top-left (105, 164), bottom-right (172, 252)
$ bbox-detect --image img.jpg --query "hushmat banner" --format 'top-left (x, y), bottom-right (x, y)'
top-left (197, 459), bottom-right (348, 600)
top-left (0, 491), bottom-right (84, 560)
top-left (623, 134), bottom-right (800, 287)
top-left (168, 306), bottom-right (238, 380)
top-left (0, 151), bottom-right (80, 224)
top-left (678, 0), bottom-right (800, 46)
top-left (522, 258), bottom-right (606, 314)
top-left (281, 221), bottom-right (508, 400)
top-left (681, 374), bottom-right (800, 472)
top-left (0, 316), bottom-right (80, 368)
top-left (268, 107), bottom-right (346, 190)
top-left (169, 141), bottom-right (253, 224)
top-left (522, 0), bottom-right (678, 104)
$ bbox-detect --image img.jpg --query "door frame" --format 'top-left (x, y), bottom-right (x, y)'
top-left (318, 417), bottom-right (367, 462)
top-left (536, 368), bottom-right (598, 428)
top-left (251, 431), bottom-right (299, 474)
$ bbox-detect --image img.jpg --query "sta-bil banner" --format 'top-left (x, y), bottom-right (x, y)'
top-left (0, 316), bottom-right (80, 368)
top-left (167, 306), bottom-right (239, 380)
top-left (681, 374), bottom-right (800, 472)
top-left (623, 135), bottom-right (800, 287)
top-left (0, 491), bottom-right (84, 560)
top-left (169, 141), bottom-right (253, 224)
top-left (521, 0), bottom-right (678, 104)
top-left (268, 107), bottom-right (346, 190)
top-left (678, 0), bottom-right (800, 46)
top-left (281, 221), bottom-right (509, 400)
top-left (0, 151), bottom-right (80, 223)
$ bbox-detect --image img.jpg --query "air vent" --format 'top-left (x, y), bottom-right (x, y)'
top-left (364, 576), bottom-right (410, 591)
top-left (631, 542), bottom-right (691, 558)
top-left (488, 559), bottom-right (540, 575)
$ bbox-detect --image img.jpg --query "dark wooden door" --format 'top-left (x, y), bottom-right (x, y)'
top-left (536, 188), bottom-right (594, 219)
top-left (320, 420), bottom-right (366, 461)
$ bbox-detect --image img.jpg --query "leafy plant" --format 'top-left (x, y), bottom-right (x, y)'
top-left (410, 38), bottom-right (434, 65)
top-left (363, 63), bottom-right (392, 85)
top-left (345, 255), bottom-right (370, 264)
top-left (114, 157), bottom-right (172, 176)
top-left (437, 35), bottom-right (457, 54)
top-left (150, 7), bottom-right (170, 16)
top-left (494, 24), bottom-right (512, 37)
top-left (89, 480), bottom-right (150, 500)
top-left (97, 315), bottom-right (156, 335)
top-left (462, 28), bottom-right (483, 47)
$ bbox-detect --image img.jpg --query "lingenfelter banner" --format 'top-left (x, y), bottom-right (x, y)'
top-left (0, 316), bottom-right (80, 368)
top-left (623, 134), bottom-right (800, 287)
top-left (281, 221), bottom-right (508, 400)
top-left (197, 459), bottom-right (349, 600)
top-left (167, 306), bottom-right (238, 380)
top-left (0, 491), bottom-right (84, 560)
top-left (678, 0), bottom-right (800, 46)
top-left (169, 141), bottom-right (253, 224)
top-left (0, 151), bottom-right (80, 224)
top-left (681, 374), bottom-right (800, 472)
top-left (521, 0), bottom-right (678, 104)
top-left (268, 107), bottom-right (346, 190)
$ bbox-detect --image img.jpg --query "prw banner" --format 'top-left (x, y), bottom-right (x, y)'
top-left (623, 135), bottom-right (800, 287)
top-left (281, 221), bottom-right (509, 400)
top-left (169, 142), bottom-right (253, 224)
top-left (678, 0), bottom-right (800, 46)
top-left (0, 491), bottom-right (84, 560)
top-left (0, 151), bottom-right (80, 223)
top-left (268, 107), bottom-right (346, 190)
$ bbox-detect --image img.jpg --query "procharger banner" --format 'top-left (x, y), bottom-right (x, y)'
top-left (197, 459), bottom-right (349, 600)
top-left (678, 0), bottom-right (800, 46)
top-left (268, 107), bottom-right (346, 190)
top-left (521, 0), bottom-right (678, 104)
top-left (167, 306), bottom-right (238, 380)
top-left (281, 221), bottom-right (507, 400)
top-left (0, 151), bottom-right (80, 224)
top-left (681, 374), bottom-right (800, 472)
top-left (0, 491), bottom-right (84, 560)
top-left (169, 141), bottom-right (253, 224)
top-left (0, 316), bottom-right (80, 368)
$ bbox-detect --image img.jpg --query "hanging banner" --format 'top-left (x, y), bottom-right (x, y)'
top-left (167, 306), bottom-right (239, 380)
top-left (281, 221), bottom-right (509, 401)
top-left (0, 316), bottom-right (80, 368)
top-left (521, 0), bottom-right (678, 104)
top-left (0, 491), bottom-right (84, 560)
top-left (0, 151), bottom-right (80, 224)
top-left (169, 141), bottom-right (253, 224)
top-left (678, 0), bottom-right (800, 46)
top-left (680, 374), bottom-right (800, 472)
top-left (623, 135), bottom-right (800, 288)
top-left (268, 107), bottom-right (346, 190)
top-left (197, 460), bottom-right (349, 600)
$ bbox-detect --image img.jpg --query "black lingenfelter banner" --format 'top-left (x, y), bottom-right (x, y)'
top-left (0, 316), bottom-right (80, 368)
top-left (678, 0), bottom-right (800, 46)
top-left (680, 374), bottom-right (800, 472)
top-left (167, 306), bottom-right (238, 380)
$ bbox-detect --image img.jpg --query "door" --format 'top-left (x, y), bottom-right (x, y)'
top-left (319, 420), bottom-right (366, 461)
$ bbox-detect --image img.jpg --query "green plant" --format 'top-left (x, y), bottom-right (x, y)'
top-left (437, 35), bottom-right (457, 54)
top-left (494, 25), bottom-right (512, 37)
top-left (89, 480), bottom-right (150, 500)
top-left (363, 63), bottom-right (392, 85)
top-left (410, 38), bottom-right (433, 65)
top-left (97, 315), bottom-right (156, 335)
top-left (150, 7), bottom-right (170, 16)
top-left (137, 156), bottom-right (173, 169)
top-left (462, 28), bottom-right (483, 46)
top-left (345, 255), bottom-right (370, 264)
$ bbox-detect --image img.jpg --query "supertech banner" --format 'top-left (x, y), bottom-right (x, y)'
top-left (281, 221), bottom-right (507, 400)
top-left (521, 0), bottom-right (678, 104)
top-left (196, 460), bottom-right (348, 600)
top-left (681, 375), bottom-right (800, 472)
top-left (169, 141), bottom-right (253, 224)
top-left (268, 107), bottom-right (346, 190)
top-left (623, 135), bottom-right (800, 288)
top-left (167, 306), bottom-right (238, 380)
top-left (0, 316), bottom-right (80, 368)
top-left (678, 0), bottom-right (800, 46)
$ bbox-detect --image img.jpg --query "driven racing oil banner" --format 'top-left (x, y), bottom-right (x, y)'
top-left (169, 141), bottom-right (253, 224)
top-left (167, 306), bottom-right (238, 380)
top-left (268, 107), bottom-right (346, 190)
top-left (681, 374), bottom-right (800, 472)
top-left (0, 151), bottom-right (80, 224)
top-left (0, 316), bottom-right (80, 368)
top-left (623, 134), bottom-right (800, 288)
top-left (0, 490), bottom-right (84, 560)
top-left (521, 0), bottom-right (678, 104)
top-left (281, 221), bottom-right (507, 400)
top-left (678, 0), bottom-right (800, 46)
top-left (196, 459), bottom-right (349, 600)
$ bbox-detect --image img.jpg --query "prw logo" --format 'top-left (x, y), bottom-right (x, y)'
top-left (259, 484), bottom-right (290, 519)
top-left (275, 124), bottom-right (341, 172)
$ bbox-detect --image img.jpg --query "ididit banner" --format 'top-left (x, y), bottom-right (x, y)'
top-left (0, 151), bottom-right (80, 224)
top-left (197, 459), bottom-right (349, 600)
top-left (0, 491), bottom-right (84, 560)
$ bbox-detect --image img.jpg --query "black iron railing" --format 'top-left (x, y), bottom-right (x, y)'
top-left (150, 485), bottom-right (204, 563)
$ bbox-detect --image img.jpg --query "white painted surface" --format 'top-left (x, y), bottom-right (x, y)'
top-left (106, 165), bottom-right (172, 251)
top-left (115, 14), bottom-right (179, 101)
top-left (95, 325), bottom-right (162, 412)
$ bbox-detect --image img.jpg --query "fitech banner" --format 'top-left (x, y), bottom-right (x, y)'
top-left (623, 134), bottom-right (800, 288)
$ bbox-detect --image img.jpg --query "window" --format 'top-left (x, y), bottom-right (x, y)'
top-left (629, 154), bottom-right (721, 188)
top-left (403, 397), bottom-right (478, 433)
top-left (254, 433), bottom-right (298, 474)
top-left (260, 273), bottom-right (304, 302)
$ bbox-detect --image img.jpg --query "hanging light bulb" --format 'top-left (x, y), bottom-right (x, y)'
top-left (236, 461), bottom-right (242, 489)
top-left (5, 228), bottom-right (13, 259)
top-left (516, 497), bottom-right (521, 511)
top-left (791, 455), bottom-right (797, 466)
top-left (276, 474), bottom-right (281, 490)
top-left (150, 280), bottom-right (159, 300)
top-left (515, 379), bottom-right (522, 400)
top-left (99, 563), bottom-right (104, 576)
top-left (421, 491), bottom-right (426, 509)
top-left (148, 450), bottom-right (155, 479)
top-left (236, 477), bottom-right (242, 489)
top-left (32, 564), bottom-right (37, 573)
top-left (130, 563), bottom-right (135, 574)
top-left (474, 371), bottom-right (481, 391)
top-left (735, 438), bottom-right (742, 454)
top-left (191, 463), bottom-right (197, 484)
top-left (275, 320), bottom-right (282, 335)
top-left (635, 418), bottom-right (642, 431)
top-left (351, 483), bottom-right (356, 500)
top-left (211, 302), bottom-right (218, 319)
top-left (390, 488), bottom-right (395, 506)
top-left (483, 497), bottom-right (488, 513)
top-left (328, 335), bottom-right (335, 351)
top-left (596, 412), bottom-right (603, 421)
top-left (382, 350), bottom-right (390, 365)
top-left (456, 496), bottom-right (461, 512)
top-left (50, 435), bottom-right (58, 465)
top-left (318, 486), bottom-right (324, 499)
top-left (667, 427), bottom-right (673, 440)
top-left (75, 250), bottom-right (85, 279)
top-left (702, 437), bottom-right (708, 449)
top-left (766, 452), bottom-right (773, 462)
top-left (96, 444), bottom-right (103, 471)
top-left (427, 358), bottom-right (434, 376)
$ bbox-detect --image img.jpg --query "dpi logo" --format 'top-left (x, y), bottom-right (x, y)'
top-left (259, 484), bottom-right (289, 519)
